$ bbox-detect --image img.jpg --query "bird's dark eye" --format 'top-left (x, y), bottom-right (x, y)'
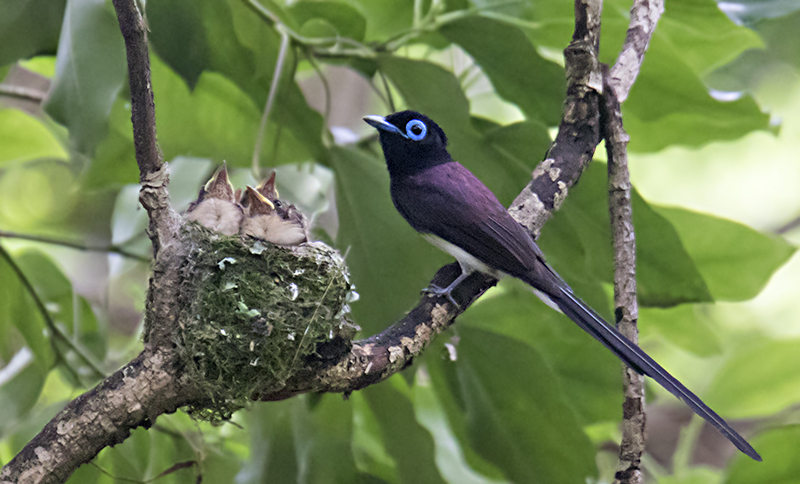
top-left (405, 119), bottom-right (427, 141)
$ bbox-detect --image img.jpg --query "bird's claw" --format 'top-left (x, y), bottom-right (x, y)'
top-left (422, 284), bottom-right (460, 308)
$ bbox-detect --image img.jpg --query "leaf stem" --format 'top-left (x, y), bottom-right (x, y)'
top-left (0, 230), bottom-right (150, 262)
top-left (252, 29), bottom-right (290, 178)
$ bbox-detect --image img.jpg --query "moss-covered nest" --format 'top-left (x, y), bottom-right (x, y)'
top-left (174, 225), bottom-right (358, 421)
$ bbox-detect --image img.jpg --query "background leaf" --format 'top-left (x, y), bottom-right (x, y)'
top-left (44, 0), bottom-right (126, 155)
top-left (657, 207), bottom-right (796, 301)
top-left (0, 0), bottom-right (65, 66)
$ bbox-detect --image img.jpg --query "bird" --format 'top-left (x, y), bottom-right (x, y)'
top-left (241, 184), bottom-right (308, 245)
top-left (185, 162), bottom-right (243, 236)
top-left (363, 110), bottom-right (761, 461)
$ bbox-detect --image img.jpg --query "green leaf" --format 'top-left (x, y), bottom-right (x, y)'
top-left (302, 394), bottom-right (360, 484)
top-left (0, 109), bottom-right (68, 165)
top-left (654, 0), bottom-right (763, 75)
top-left (84, 97), bottom-right (138, 188)
top-left (240, 401), bottom-right (300, 483)
top-left (361, 378), bottom-right (446, 484)
top-left (538, 163), bottom-right (713, 307)
top-left (341, 0), bottom-right (413, 42)
top-left (725, 425), bottom-right (800, 484)
top-left (459, 283), bottom-right (621, 425)
top-left (706, 339), bottom-right (800, 418)
top-left (14, 249), bottom-right (105, 370)
top-left (351, 391), bottom-right (397, 482)
top-left (623, 34), bottom-right (770, 152)
top-left (331, 146), bottom-right (450, 335)
top-left (453, 326), bottom-right (598, 483)
top-left (0, 248), bottom-right (56, 369)
top-left (657, 207), bottom-right (796, 301)
top-left (0, 0), bottom-right (65, 65)
top-left (639, 304), bottom-right (723, 357)
top-left (147, 0), bottom-right (327, 162)
top-left (44, 0), bottom-right (126, 155)
top-left (439, 16), bottom-right (564, 125)
top-left (0, 355), bottom-right (47, 438)
top-left (413, 369), bottom-right (510, 484)
top-left (288, 1), bottom-right (368, 41)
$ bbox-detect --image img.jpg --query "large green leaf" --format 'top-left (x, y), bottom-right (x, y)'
top-left (725, 425), bottom-right (800, 484)
top-left (538, 163), bottom-right (713, 307)
top-left (657, 207), bottom-right (796, 301)
top-left (453, 326), bottom-right (598, 483)
top-left (655, 0), bottom-right (763, 75)
top-left (361, 378), bottom-right (446, 484)
top-left (0, 109), bottom-right (68, 165)
top-left (146, 0), bottom-right (327, 162)
top-left (341, 0), bottom-right (413, 42)
top-left (413, 368), bottom-right (510, 484)
top-left (459, 283), bottom-right (621, 425)
top-left (288, 1), bottom-right (367, 41)
top-left (639, 304), bottom-right (723, 357)
top-left (706, 339), bottom-right (800, 418)
top-left (240, 394), bottom-right (361, 484)
top-left (44, 0), bottom-right (126, 155)
top-left (331, 146), bottom-right (449, 335)
top-left (496, 0), bottom-right (770, 150)
top-left (240, 400), bottom-right (301, 483)
top-left (24, 251), bottom-right (105, 366)
top-left (88, 54), bottom-right (313, 187)
top-left (0, 356), bottom-right (47, 439)
top-left (0, 248), bottom-right (56, 370)
top-left (439, 16), bottom-right (564, 125)
top-left (0, 0), bottom-right (65, 65)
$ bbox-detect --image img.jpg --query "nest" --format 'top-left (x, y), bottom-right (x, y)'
top-left (172, 225), bottom-right (358, 421)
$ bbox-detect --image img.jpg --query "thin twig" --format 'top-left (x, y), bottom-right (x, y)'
top-left (609, 0), bottom-right (664, 102)
top-left (378, 70), bottom-right (396, 113)
top-left (776, 214), bottom-right (800, 235)
top-left (603, 0), bottom-right (665, 479)
top-left (252, 30), bottom-right (290, 178)
top-left (0, 84), bottom-right (48, 102)
top-left (0, 230), bottom-right (151, 262)
top-left (603, 70), bottom-right (644, 484)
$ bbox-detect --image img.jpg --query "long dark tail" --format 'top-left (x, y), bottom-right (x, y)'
top-left (552, 286), bottom-right (761, 461)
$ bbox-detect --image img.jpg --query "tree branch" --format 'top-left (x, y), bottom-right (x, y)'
top-left (112, 0), bottom-right (182, 256)
top-left (603, 70), bottom-right (644, 484)
top-left (0, 230), bottom-right (150, 262)
top-left (609, 0), bottom-right (664, 102)
top-left (603, 0), bottom-right (663, 479)
top-left (0, 348), bottom-right (197, 484)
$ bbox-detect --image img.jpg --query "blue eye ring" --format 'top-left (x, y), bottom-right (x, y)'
top-left (405, 119), bottom-right (427, 141)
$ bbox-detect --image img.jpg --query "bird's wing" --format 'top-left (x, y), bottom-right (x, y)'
top-left (391, 162), bottom-right (556, 286)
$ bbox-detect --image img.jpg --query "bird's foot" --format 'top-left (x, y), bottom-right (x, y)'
top-left (422, 283), bottom-right (461, 308)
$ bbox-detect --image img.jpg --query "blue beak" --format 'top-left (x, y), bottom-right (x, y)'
top-left (363, 115), bottom-right (407, 138)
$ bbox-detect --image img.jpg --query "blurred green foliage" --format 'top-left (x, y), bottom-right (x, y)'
top-left (1, 0), bottom-right (799, 482)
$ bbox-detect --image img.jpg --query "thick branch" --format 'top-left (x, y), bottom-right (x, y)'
top-left (0, 349), bottom-right (197, 484)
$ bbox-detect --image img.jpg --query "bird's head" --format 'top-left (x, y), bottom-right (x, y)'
top-left (363, 111), bottom-right (451, 176)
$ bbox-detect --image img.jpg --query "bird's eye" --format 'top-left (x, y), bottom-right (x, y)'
top-left (405, 119), bottom-right (427, 141)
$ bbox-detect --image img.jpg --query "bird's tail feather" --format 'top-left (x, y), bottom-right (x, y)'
top-left (553, 287), bottom-right (761, 461)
